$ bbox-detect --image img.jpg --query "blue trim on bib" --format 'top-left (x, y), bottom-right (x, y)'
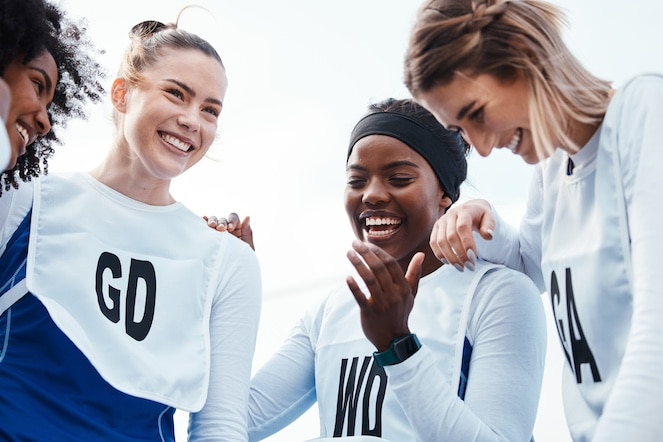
top-left (458, 337), bottom-right (472, 400)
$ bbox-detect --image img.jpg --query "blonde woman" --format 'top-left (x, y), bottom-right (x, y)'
top-left (0, 16), bottom-right (260, 441)
top-left (404, 0), bottom-right (663, 440)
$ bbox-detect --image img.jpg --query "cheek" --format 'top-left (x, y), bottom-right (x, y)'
top-left (343, 191), bottom-right (363, 234)
top-left (201, 122), bottom-right (218, 148)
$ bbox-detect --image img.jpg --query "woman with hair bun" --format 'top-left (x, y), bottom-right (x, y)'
top-left (405, 0), bottom-right (663, 439)
top-left (0, 12), bottom-right (261, 441)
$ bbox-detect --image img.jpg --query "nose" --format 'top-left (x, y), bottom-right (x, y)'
top-left (463, 129), bottom-right (495, 157)
top-left (35, 104), bottom-right (51, 136)
top-left (177, 106), bottom-right (200, 132)
top-left (362, 179), bottom-right (390, 206)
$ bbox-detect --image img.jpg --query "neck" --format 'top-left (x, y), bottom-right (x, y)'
top-left (89, 153), bottom-right (175, 206)
top-left (563, 120), bottom-right (601, 155)
top-left (399, 250), bottom-right (443, 278)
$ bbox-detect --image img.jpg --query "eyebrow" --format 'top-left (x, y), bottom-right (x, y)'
top-left (31, 67), bottom-right (53, 94)
top-left (456, 100), bottom-right (477, 121)
top-left (164, 78), bottom-right (223, 106)
top-left (347, 160), bottom-right (421, 172)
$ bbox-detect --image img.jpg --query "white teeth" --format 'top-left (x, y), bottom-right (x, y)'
top-left (367, 228), bottom-right (397, 237)
top-left (506, 129), bottom-right (521, 152)
top-left (161, 133), bottom-right (191, 152)
top-left (365, 217), bottom-right (401, 227)
top-left (15, 123), bottom-right (29, 145)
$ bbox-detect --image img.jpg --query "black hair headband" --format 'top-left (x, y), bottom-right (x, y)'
top-left (348, 111), bottom-right (460, 201)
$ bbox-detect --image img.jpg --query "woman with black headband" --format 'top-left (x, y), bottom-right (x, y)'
top-left (0, 11), bottom-right (260, 441)
top-left (247, 98), bottom-right (546, 441)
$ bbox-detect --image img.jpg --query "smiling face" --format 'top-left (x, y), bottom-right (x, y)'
top-left (112, 47), bottom-right (227, 184)
top-left (2, 51), bottom-right (57, 169)
top-left (345, 134), bottom-right (451, 275)
top-left (417, 71), bottom-right (547, 165)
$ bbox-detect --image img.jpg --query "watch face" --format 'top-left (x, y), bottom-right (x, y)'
top-left (393, 335), bottom-right (420, 360)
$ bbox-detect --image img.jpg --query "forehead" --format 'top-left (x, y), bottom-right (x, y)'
top-left (7, 51), bottom-right (58, 79)
top-left (142, 47), bottom-right (227, 95)
top-left (348, 134), bottom-right (430, 168)
top-left (417, 75), bottom-right (482, 127)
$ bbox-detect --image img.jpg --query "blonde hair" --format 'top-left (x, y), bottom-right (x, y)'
top-left (404, 0), bottom-right (612, 156)
top-left (119, 10), bottom-right (223, 85)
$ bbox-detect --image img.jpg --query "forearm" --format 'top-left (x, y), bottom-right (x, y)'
top-left (190, 248), bottom-right (262, 441)
top-left (476, 171), bottom-right (544, 292)
top-left (248, 321), bottom-right (317, 441)
top-left (386, 272), bottom-right (546, 441)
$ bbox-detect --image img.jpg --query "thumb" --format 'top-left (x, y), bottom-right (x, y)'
top-left (404, 252), bottom-right (425, 298)
top-left (478, 211), bottom-right (496, 240)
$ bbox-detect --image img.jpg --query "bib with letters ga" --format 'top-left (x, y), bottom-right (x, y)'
top-left (25, 172), bottom-right (226, 412)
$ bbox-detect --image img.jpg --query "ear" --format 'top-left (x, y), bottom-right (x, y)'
top-left (439, 194), bottom-right (453, 214)
top-left (111, 78), bottom-right (128, 113)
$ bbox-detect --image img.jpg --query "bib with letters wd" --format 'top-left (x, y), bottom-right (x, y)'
top-left (25, 172), bottom-right (226, 412)
top-left (311, 261), bottom-right (499, 439)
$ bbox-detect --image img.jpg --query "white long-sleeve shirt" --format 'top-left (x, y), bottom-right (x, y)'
top-left (477, 74), bottom-right (663, 441)
top-left (249, 260), bottom-right (546, 441)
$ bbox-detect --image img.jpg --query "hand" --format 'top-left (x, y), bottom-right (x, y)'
top-left (203, 213), bottom-right (255, 251)
top-left (346, 240), bottom-right (424, 352)
top-left (429, 198), bottom-right (494, 271)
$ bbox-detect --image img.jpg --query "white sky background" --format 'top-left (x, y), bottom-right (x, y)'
top-left (50, 0), bottom-right (663, 440)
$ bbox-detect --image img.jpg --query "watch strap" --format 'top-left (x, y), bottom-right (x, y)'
top-left (373, 333), bottom-right (421, 368)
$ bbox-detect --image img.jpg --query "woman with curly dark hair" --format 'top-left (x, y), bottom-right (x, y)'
top-left (0, 0), bottom-right (105, 191)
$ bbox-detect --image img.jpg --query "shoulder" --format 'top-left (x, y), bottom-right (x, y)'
top-left (468, 263), bottom-right (546, 343)
top-left (608, 74), bottom-right (663, 120)
top-left (471, 263), bottom-right (544, 318)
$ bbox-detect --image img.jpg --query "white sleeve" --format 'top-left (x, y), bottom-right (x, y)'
top-left (475, 169), bottom-right (545, 292)
top-left (0, 123), bottom-right (9, 171)
top-left (247, 304), bottom-right (320, 441)
top-left (189, 238), bottom-right (263, 441)
top-left (592, 75), bottom-right (663, 440)
top-left (384, 268), bottom-right (547, 441)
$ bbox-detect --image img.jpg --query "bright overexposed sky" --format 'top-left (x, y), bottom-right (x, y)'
top-left (50, 0), bottom-right (663, 440)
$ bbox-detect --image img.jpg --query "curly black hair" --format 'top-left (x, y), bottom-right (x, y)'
top-left (0, 0), bottom-right (106, 193)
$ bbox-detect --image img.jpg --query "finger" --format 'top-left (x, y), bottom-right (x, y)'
top-left (404, 252), bottom-right (425, 298)
top-left (350, 241), bottom-right (393, 290)
top-left (429, 218), bottom-right (446, 260)
top-left (346, 247), bottom-right (385, 300)
top-left (206, 215), bottom-right (219, 227)
top-left (240, 216), bottom-right (255, 251)
top-left (367, 243), bottom-right (410, 287)
top-left (478, 210), bottom-right (495, 240)
top-left (453, 210), bottom-right (478, 270)
top-left (215, 217), bottom-right (229, 232)
top-left (431, 214), bottom-right (464, 269)
top-left (227, 212), bottom-right (240, 230)
top-left (346, 275), bottom-right (369, 309)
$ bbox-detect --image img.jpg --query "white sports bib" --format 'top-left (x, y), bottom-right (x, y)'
top-left (26, 172), bottom-right (226, 411)
top-left (313, 261), bottom-right (499, 439)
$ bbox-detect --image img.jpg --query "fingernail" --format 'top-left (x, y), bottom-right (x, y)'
top-left (441, 258), bottom-right (449, 265)
top-left (485, 229), bottom-right (494, 239)
top-left (467, 249), bottom-right (477, 265)
top-left (464, 260), bottom-right (475, 272)
top-left (453, 263), bottom-right (464, 272)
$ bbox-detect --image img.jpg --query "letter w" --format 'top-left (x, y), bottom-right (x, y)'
top-left (334, 356), bottom-right (371, 436)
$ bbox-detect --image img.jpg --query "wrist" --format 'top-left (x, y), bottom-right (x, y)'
top-left (373, 333), bottom-right (421, 368)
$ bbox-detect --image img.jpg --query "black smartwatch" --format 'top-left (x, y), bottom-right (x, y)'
top-left (373, 333), bottom-right (421, 368)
